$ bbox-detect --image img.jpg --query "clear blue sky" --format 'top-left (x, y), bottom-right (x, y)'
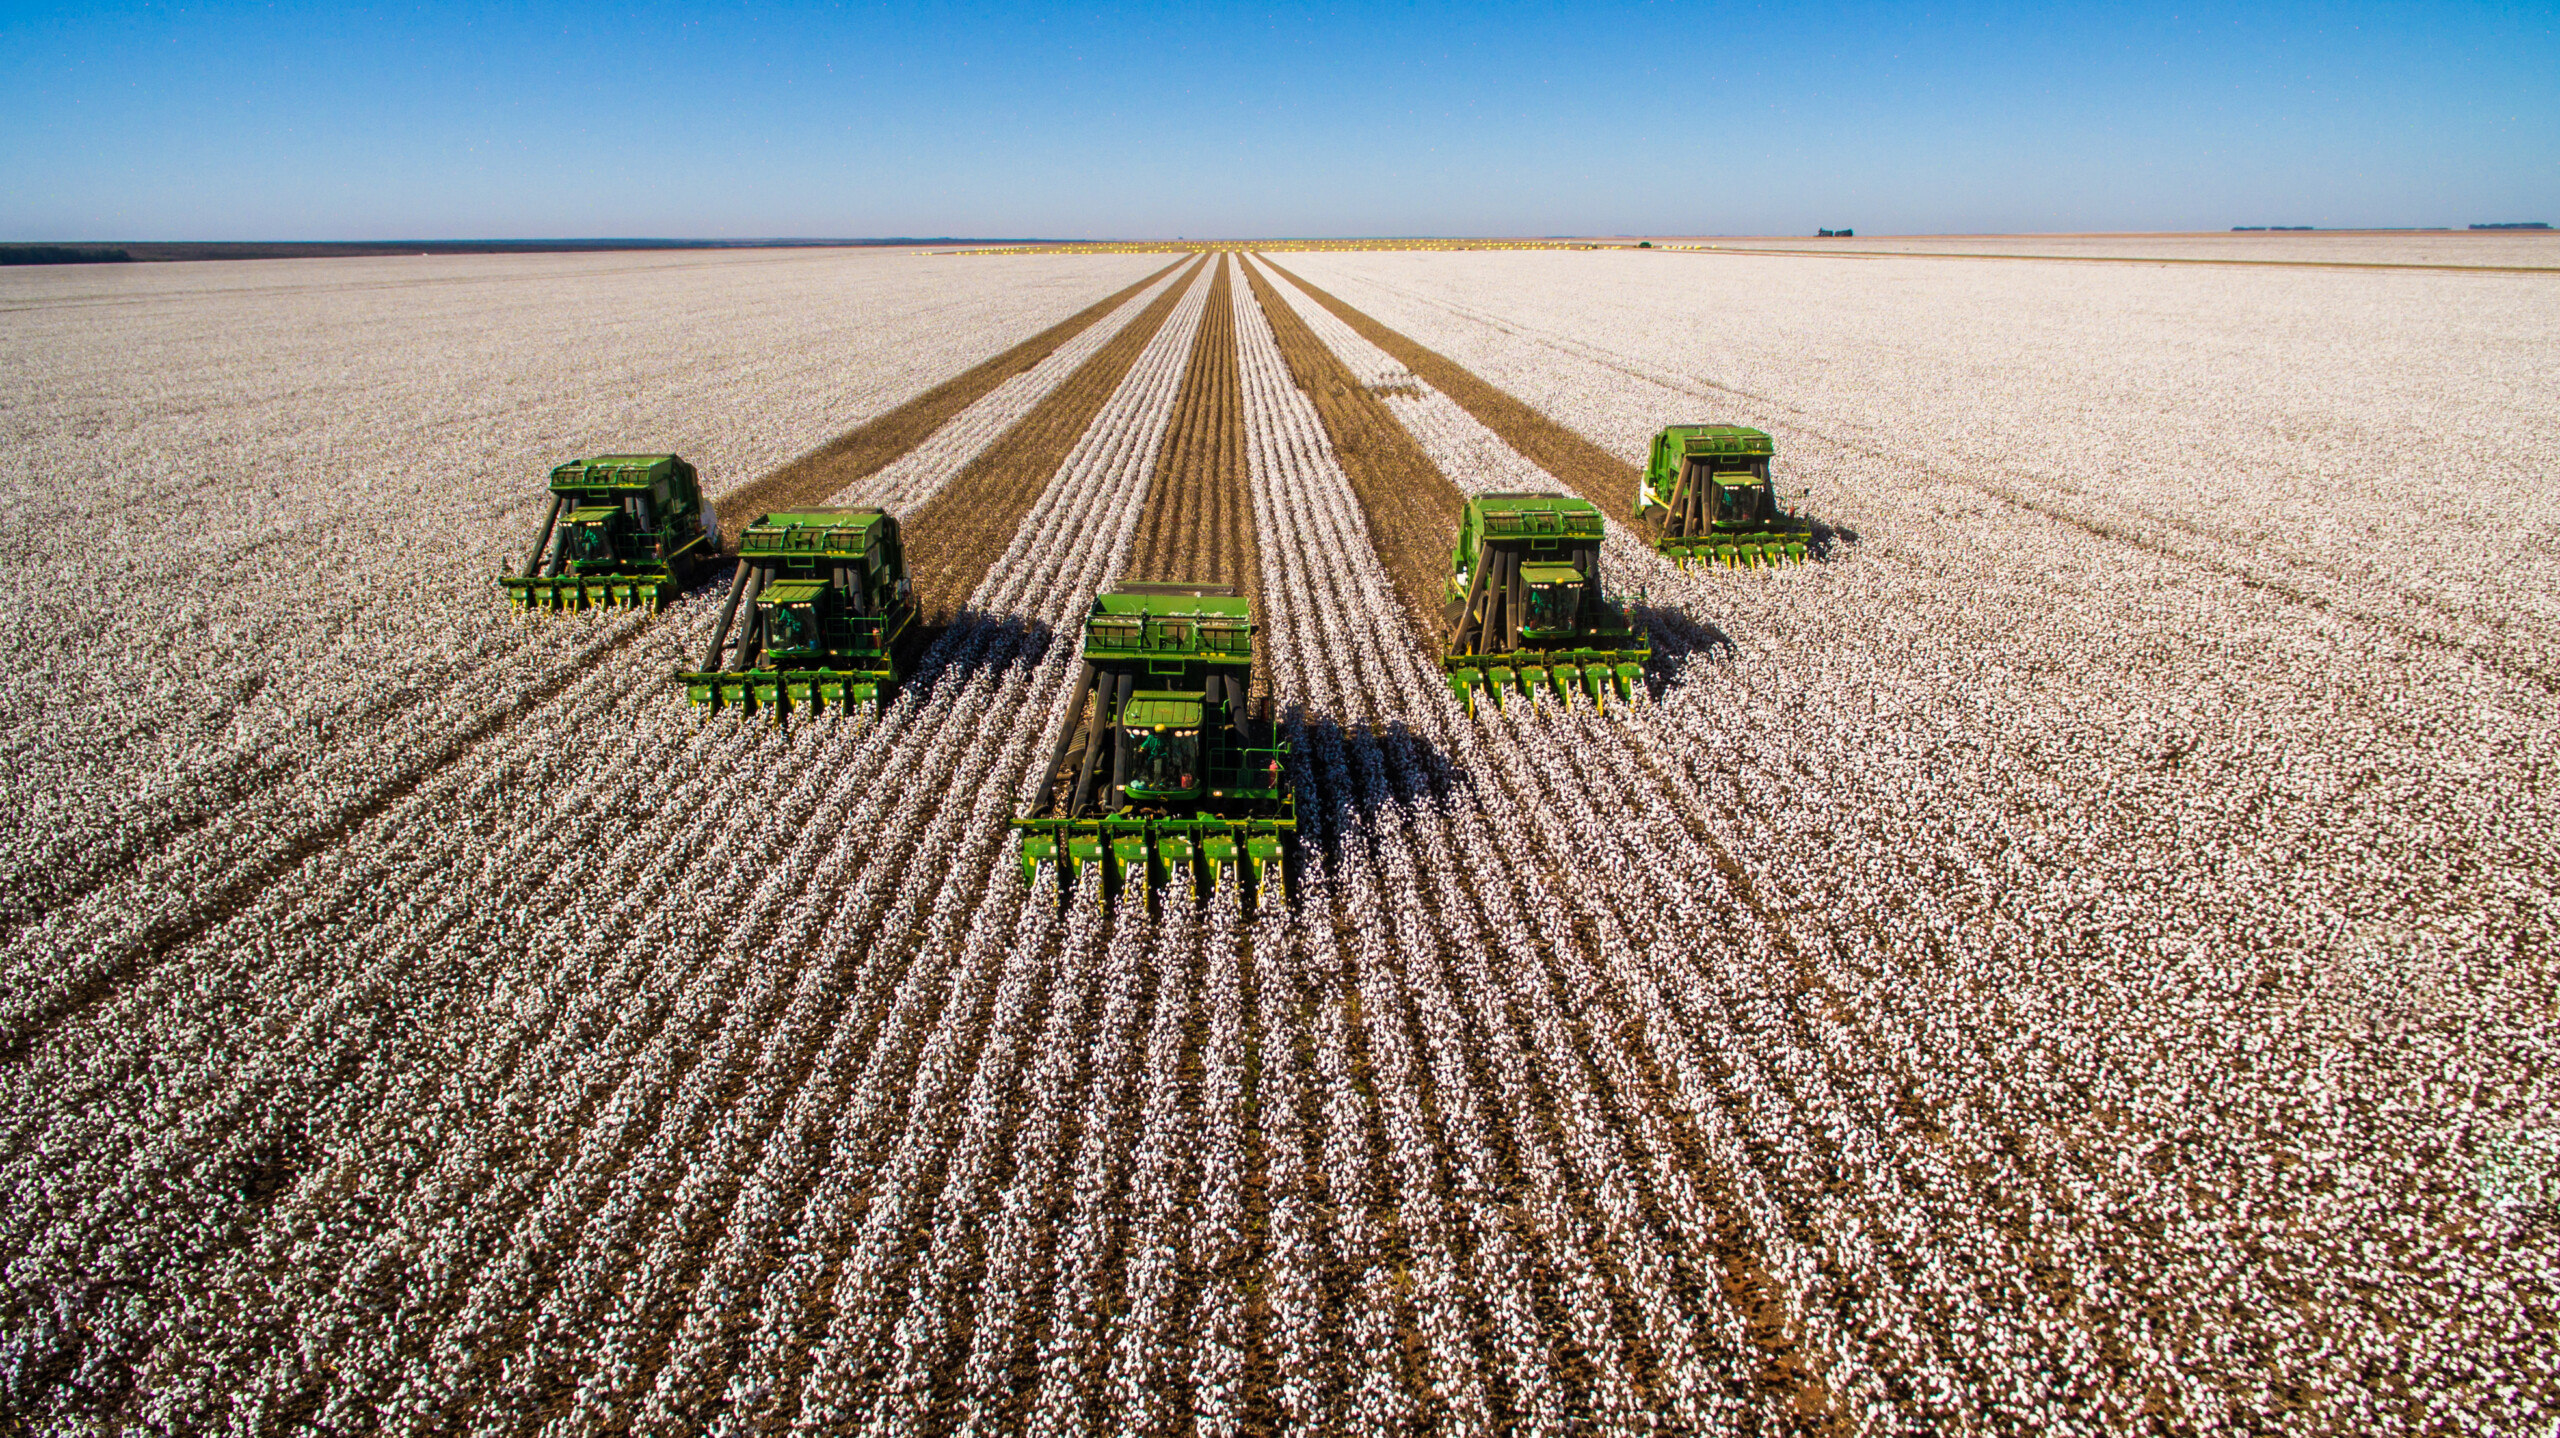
top-left (3, 1), bottom-right (2552, 239)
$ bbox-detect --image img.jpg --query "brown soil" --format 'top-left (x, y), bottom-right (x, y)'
top-left (902, 256), bottom-right (1209, 626)
top-left (1237, 255), bottom-right (1461, 639)
top-left (1126, 255), bottom-right (1256, 611)
top-left (1254, 257), bottom-right (1638, 518)
top-left (1255, 253), bottom-right (1850, 1429)
top-left (715, 256), bottom-right (1187, 547)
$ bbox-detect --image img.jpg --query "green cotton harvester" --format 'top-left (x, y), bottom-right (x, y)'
top-left (1634, 424), bottom-right (1813, 568)
top-left (1015, 582), bottom-right (1293, 906)
top-left (679, 507), bottom-right (920, 717)
top-left (503, 454), bottom-right (719, 610)
top-left (1442, 492), bottom-right (1649, 713)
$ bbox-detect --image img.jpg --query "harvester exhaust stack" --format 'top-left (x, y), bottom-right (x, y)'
top-left (503, 454), bottom-right (717, 610)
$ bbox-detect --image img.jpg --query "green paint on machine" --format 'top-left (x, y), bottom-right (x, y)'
top-left (1441, 492), bottom-right (1650, 714)
top-left (1634, 424), bottom-right (1815, 568)
top-left (1014, 581), bottom-right (1295, 908)
top-left (501, 454), bottom-right (720, 611)
top-left (677, 506), bottom-right (921, 719)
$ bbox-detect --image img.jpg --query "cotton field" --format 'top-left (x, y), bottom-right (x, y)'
top-left (1, 240), bottom-right (2551, 1436)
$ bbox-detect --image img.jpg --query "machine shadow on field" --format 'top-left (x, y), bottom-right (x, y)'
top-left (1278, 710), bottom-right (1457, 887)
top-left (1807, 517), bottom-right (1863, 559)
top-left (898, 609), bottom-right (1065, 699)
top-left (1630, 599), bottom-right (1736, 698)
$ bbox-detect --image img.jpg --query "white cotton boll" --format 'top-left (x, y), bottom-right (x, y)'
top-left (8, 241), bottom-right (2551, 1436)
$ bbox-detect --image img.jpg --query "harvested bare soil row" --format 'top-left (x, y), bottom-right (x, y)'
top-left (903, 257), bottom-right (1208, 626)
top-left (1238, 255), bottom-right (1460, 634)
top-left (717, 256), bottom-right (1187, 544)
top-left (1281, 253), bottom-right (2560, 698)
top-left (1127, 255), bottom-right (1255, 603)
top-left (1258, 255), bottom-right (1638, 517)
top-left (1249, 254), bottom-right (1833, 1420)
top-left (0, 268), bottom-right (1196, 1051)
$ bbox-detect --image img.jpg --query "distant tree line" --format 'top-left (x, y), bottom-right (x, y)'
top-left (0, 246), bottom-right (132, 266)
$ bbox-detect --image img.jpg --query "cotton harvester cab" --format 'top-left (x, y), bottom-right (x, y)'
top-left (1634, 424), bottom-right (1812, 568)
top-left (678, 507), bottom-right (919, 717)
top-left (1015, 582), bottom-right (1293, 906)
top-left (503, 454), bottom-right (718, 610)
top-left (1443, 492), bottom-right (1649, 713)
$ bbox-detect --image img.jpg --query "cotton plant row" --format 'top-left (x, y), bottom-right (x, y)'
top-left (37, 624), bottom-right (798, 1422)
top-left (1274, 251), bottom-right (2559, 1430)
top-left (0, 240), bottom-right (1157, 1151)
top-left (180, 252), bottom-right (1198, 1412)
top-left (1254, 253), bottom-right (1923, 1412)
top-left (1249, 266), bottom-right (1832, 1422)
top-left (0, 249), bottom-right (1159, 1017)
top-left (1242, 277), bottom-right (1539, 1432)
top-left (1279, 247), bottom-right (2560, 669)
top-left (439, 267), bottom-right (1210, 1435)
top-left (0, 612), bottom-right (723, 1425)
top-left (760, 265), bottom-right (1213, 1437)
top-left (1256, 254), bottom-right (2128, 1422)
top-left (319, 264), bottom-right (1206, 1436)
top-left (1640, 660), bottom-right (2555, 1430)
top-left (1237, 262), bottom-right (1789, 1432)
top-left (294, 257), bottom-right (1843, 1432)
top-left (1623, 439), bottom-right (2559, 1426)
top-left (6, 244), bottom-right (2549, 1434)
top-left (839, 263), bottom-right (1189, 516)
top-left (20, 529), bottom-right (778, 1422)
top-left (0, 256), bottom-right (1185, 1431)
top-left (0, 247), bottom-right (1703, 1436)
top-left (386, 273), bottom-right (1209, 1427)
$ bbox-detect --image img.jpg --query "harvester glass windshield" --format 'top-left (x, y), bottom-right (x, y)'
top-left (1122, 693), bottom-right (1205, 800)
top-left (1519, 561), bottom-right (1586, 633)
top-left (564, 508), bottom-right (625, 565)
top-left (1714, 478), bottom-right (1768, 525)
top-left (1129, 727), bottom-right (1200, 797)
top-left (767, 603), bottom-right (817, 654)
top-left (756, 580), bottom-right (832, 657)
